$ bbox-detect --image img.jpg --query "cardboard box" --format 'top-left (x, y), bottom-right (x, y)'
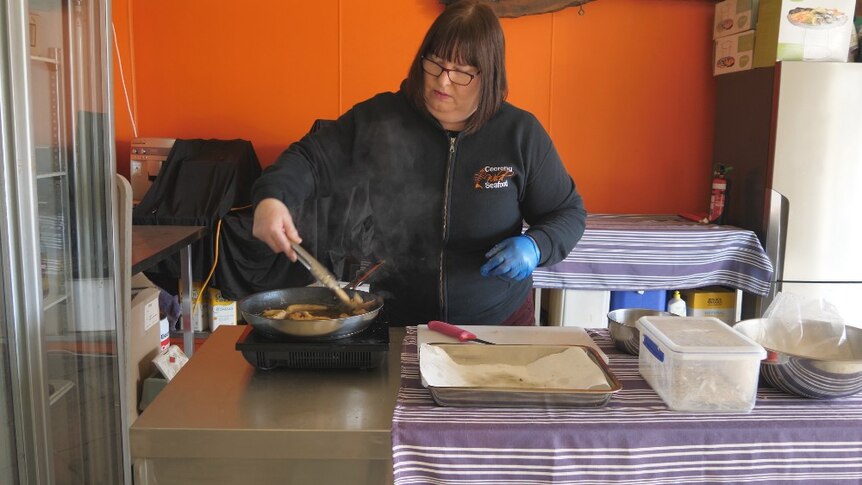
top-left (714, 30), bottom-right (756, 76)
top-left (129, 274), bottom-right (161, 419)
top-left (681, 286), bottom-right (738, 324)
top-left (754, 0), bottom-right (856, 67)
top-left (208, 287), bottom-right (237, 331)
top-left (714, 0), bottom-right (759, 39)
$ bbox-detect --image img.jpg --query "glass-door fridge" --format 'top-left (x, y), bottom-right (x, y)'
top-left (1, 0), bottom-right (127, 482)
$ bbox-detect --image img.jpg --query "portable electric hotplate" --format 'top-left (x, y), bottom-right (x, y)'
top-left (235, 319), bottom-right (389, 370)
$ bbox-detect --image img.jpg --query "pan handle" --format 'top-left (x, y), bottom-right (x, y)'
top-left (344, 261), bottom-right (385, 290)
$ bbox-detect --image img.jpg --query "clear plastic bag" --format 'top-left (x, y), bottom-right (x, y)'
top-left (760, 292), bottom-right (850, 359)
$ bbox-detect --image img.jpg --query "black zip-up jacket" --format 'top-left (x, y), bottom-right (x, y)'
top-left (252, 87), bottom-right (586, 325)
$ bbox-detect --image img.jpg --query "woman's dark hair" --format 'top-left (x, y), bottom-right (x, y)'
top-left (405, 0), bottom-right (507, 134)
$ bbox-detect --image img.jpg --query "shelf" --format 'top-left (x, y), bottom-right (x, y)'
top-left (168, 331), bottom-right (210, 354)
top-left (29, 54), bottom-right (58, 65)
top-left (43, 292), bottom-right (67, 311)
top-left (169, 330), bottom-right (211, 340)
top-left (36, 171), bottom-right (67, 179)
top-left (47, 379), bottom-right (75, 407)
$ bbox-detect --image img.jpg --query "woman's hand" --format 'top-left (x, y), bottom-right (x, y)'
top-left (252, 198), bottom-right (302, 261)
top-left (480, 235), bottom-right (540, 281)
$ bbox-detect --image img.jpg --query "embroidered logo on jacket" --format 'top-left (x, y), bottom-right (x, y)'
top-left (473, 165), bottom-right (514, 189)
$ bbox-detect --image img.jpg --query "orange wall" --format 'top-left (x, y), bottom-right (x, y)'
top-left (112, 0), bottom-right (716, 214)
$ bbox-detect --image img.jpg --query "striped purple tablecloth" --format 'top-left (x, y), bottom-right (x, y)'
top-left (532, 214), bottom-right (774, 296)
top-left (392, 327), bottom-right (862, 484)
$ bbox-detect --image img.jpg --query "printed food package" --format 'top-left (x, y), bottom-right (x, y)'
top-left (681, 286), bottom-right (738, 324)
top-left (753, 0), bottom-right (856, 66)
top-left (714, 30), bottom-right (756, 76)
top-left (178, 279), bottom-right (209, 332)
top-left (208, 287), bottom-right (238, 330)
top-left (714, 0), bottom-right (760, 39)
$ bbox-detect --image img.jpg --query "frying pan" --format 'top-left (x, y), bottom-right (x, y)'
top-left (238, 287), bottom-right (383, 340)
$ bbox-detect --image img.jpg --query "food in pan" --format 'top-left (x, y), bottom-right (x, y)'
top-left (261, 295), bottom-right (376, 321)
top-left (262, 304), bottom-right (332, 320)
top-left (787, 7), bottom-right (847, 27)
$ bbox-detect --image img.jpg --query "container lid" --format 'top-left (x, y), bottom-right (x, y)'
top-left (636, 316), bottom-right (766, 357)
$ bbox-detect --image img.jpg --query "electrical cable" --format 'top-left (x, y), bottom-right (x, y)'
top-left (111, 21), bottom-right (138, 137)
top-left (190, 205), bottom-right (252, 316)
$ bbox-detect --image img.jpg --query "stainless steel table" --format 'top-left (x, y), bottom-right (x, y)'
top-left (132, 225), bottom-right (206, 356)
top-left (130, 325), bottom-right (403, 485)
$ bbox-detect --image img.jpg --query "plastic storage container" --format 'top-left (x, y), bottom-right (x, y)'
top-left (636, 316), bottom-right (766, 412)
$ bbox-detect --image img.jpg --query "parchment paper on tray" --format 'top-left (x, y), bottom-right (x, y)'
top-left (419, 343), bottom-right (621, 407)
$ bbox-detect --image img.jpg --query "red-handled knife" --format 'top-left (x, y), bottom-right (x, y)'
top-left (427, 320), bottom-right (495, 345)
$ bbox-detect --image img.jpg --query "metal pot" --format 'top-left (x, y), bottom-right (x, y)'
top-left (607, 308), bottom-right (678, 355)
top-left (733, 318), bottom-right (862, 399)
top-left (238, 287), bottom-right (383, 340)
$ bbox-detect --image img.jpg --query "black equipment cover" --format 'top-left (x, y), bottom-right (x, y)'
top-left (132, 128), bottom-right (374, 302)
top-left (132, 138), bottom-right (262, 284)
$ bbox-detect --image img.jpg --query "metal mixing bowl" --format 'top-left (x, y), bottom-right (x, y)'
top-left (733, 318), bottom-right (862, 399)
top-left (607, 308), bottom-right (677, 355)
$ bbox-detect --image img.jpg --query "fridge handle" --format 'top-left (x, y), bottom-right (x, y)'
top-left (761, 189), bottom-right (789, 313)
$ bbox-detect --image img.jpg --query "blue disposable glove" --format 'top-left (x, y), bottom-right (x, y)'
top-left (479, 235), bottom-right (540, 281)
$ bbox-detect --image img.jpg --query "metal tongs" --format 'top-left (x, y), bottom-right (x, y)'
top-left (291, 242), bottom-right (356, 308)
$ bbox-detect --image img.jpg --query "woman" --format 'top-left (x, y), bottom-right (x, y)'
top-left (252, 0), bottom-right (586, 326)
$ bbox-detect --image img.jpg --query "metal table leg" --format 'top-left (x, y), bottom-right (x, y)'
top-left (179, 244), bottom-right (194, 357)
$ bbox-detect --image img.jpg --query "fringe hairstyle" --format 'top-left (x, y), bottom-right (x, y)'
top-left (405, 0), bottom-right (508, 135)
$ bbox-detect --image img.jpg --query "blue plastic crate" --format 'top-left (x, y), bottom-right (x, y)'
top-left (609, 290), bottom-right (667, 311)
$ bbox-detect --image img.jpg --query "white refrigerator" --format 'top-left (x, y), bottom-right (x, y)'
top-left (714, 61), bottom-right (862, 324)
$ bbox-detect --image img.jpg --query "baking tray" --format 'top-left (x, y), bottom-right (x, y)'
top-left (416, 324), bottom-right (609, 363)
top-left (420, 343), bottom-right (622, 408)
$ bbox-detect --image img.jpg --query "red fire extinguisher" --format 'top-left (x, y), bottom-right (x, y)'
top-left (708, 164), bottom-right (730, 223)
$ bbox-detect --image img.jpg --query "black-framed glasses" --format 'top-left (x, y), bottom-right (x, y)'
top-left (420, 57), bottom-right (479, 86)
